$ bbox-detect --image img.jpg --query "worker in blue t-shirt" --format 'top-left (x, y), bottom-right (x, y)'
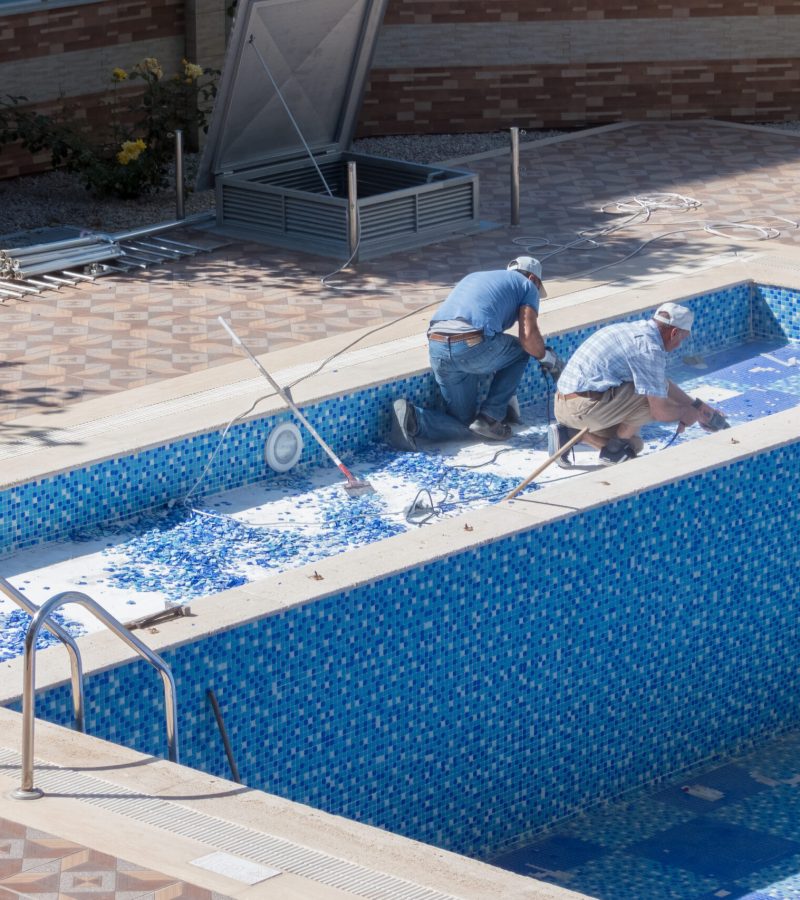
top-left (389, 257), bottom-right (563, 449)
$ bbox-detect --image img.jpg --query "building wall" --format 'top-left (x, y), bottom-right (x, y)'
top-left (0, 0), bottom-right (226, 178)
top-left (1, 1), bottom-right (799, 179)
top-left (359, 2), bottom-right (800, 136)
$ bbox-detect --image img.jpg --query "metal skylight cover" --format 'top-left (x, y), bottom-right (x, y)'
top-left (196, 0), bottom-right (388, 190)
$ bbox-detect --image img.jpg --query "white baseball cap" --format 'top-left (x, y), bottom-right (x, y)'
top-left (654, 302), bottom-right (693, 333)
top-left (507, 256), bottom-right (547, 298)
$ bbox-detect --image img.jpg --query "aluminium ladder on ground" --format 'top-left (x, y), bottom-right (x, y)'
top-left (0, 214), bottom-right (212, 300)
top-left (0, 575), bottom-right (179, 800)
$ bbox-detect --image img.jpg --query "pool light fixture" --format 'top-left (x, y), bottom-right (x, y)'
top-left (265, 422), bottom-right (303, 473)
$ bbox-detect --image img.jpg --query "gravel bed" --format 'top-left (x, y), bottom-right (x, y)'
top-left (0, 130), bottom-right (564, 238)
top-left (2, 122), bottom-right (797, 238)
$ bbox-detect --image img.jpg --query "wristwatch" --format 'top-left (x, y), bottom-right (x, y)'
top-left (691, 397), bottom-right (703, 409)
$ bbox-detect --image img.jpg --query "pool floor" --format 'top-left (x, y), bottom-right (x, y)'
top-left (2, 337), bottom-right (799, 660)
top-left (490, 729), bottom-right (800, 900)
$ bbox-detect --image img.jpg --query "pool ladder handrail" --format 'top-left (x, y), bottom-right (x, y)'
top-left (6, 588), bottom-right (179, 800)
top-left (0, 576), bottom-right (85, 732)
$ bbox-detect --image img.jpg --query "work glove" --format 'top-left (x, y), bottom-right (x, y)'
top-left (539, 346), bottom-right (565, 382)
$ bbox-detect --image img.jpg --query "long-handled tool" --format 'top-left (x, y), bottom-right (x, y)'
top-left (502, 427), bottom-right (589, 502)
top-left (218, 316), bottom-right (374, 496)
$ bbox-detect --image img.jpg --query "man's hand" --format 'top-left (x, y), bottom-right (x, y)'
top-left (539, 346), bottom-right (565, 381)
top-left (692, 398), bottom-right (730, 432)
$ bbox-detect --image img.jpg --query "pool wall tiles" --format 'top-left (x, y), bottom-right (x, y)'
top-left (24, 440), bottom-right (800, 859)
top-left (0, 284), bottom-right (759, 556)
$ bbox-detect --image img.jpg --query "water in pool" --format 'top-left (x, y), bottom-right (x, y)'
top-left (2, 337), bottom-right (799, 660)
top-left (491, 729), bottom-right (800, 900)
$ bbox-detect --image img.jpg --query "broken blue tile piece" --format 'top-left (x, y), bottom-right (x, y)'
top-left (653, 763), bottom-right (769, 813)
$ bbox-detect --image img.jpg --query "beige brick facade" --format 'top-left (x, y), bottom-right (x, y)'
top-left (1, 0), bottom-right (799, 179)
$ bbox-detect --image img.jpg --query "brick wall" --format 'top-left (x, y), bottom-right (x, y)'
top-left (0, 0), bottom-right (227, 179)
top-left (2, 0), bottom-right (800, 180)
top-left (359, 2), bottom-right (800, 136)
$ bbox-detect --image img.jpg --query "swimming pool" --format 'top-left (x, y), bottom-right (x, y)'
top-left (2, 273), bottom-right (800, 862)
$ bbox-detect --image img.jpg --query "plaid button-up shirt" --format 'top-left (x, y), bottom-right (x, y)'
top-left (558, 319), bottom-right (669, 397)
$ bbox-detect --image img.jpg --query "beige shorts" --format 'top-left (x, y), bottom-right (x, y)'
top-left (554, 382), bottom-right (652, 438)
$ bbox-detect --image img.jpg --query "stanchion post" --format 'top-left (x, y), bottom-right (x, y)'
top-left (347, 161), bottom-right (358, 260)
top-left (175, 129), bottom-right (185, 221)
top-left (510, 126), bottom-right (520, 226)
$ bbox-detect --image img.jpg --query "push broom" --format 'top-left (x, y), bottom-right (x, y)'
top-left (218, 316), bottom-right (374, 497)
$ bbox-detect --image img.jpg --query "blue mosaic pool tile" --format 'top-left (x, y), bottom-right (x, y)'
top-left (711, 788), bottom-right (800, 845)
top-left (754, 285), bottom-right (800, 342)
top-left (732, 851), bottom-right (800, 898)
top-left (630, 819), bottom-right (800, 880)
top-left (491, 835), bottom-right (604, 876)
top-left (17, 439), bottom-right (800, 858)
top-left (0, 280), bottom-right (761, 557)
top-left (717, 389), bottom-right (799, 421)
top-left (653, 764), bottom-right (769, 814)
top-left (7, 279), bottom-right (800, 866)
top-left (554, 796), bottom-right (702, 850)
top-left (560, 849), bottom-right (722, 900)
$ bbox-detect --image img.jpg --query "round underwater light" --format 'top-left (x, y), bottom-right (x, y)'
top-left (264, 422), bottom-right (303, 473)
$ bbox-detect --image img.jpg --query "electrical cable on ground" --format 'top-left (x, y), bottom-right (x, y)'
top-left (184, 192), bottom-right (797, 516)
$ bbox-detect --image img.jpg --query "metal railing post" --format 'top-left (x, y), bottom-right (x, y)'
top-left (175, 129), bottom-right (185, 220)
top-left (347, 160), bottom-right (359, 260)
top-left (510, 126), bottom-right (521, 226)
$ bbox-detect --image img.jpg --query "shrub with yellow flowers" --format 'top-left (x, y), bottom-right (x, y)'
top-left (0, 56), bottom-right (219, 199)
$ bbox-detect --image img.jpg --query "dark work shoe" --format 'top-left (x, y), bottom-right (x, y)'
top-left (503, 395), bottom-right (522, 425)
top-left (547, 422), bottom-right (578, 469)
top-left (389, 398), bottom-right (418, 451)
top-left (598, 438), bottom-right (637, 466)
top-left (469, 413), bottom-right (511, 441)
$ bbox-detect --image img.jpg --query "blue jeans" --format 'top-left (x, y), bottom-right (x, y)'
top-left (415, 334), bottom-right (531, 442)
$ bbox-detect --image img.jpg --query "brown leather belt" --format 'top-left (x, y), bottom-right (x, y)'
top-left (560, 390), bottom-right (604, 401)
top-left (428, 330), bottom-right (484, 344)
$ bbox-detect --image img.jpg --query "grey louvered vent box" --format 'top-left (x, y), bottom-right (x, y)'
top-left (196, 0), bottom-right (480, 260)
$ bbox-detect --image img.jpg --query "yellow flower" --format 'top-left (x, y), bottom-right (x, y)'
top-left (184, 62), bottom-right (204, 81)
top-left (116, 138), bottom-right (146, 165)
top-left (111, 67), bottom-right (128, 82)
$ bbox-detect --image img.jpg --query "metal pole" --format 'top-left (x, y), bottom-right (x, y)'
top-left (207, 688), bottom-right (241, 783)
top-left (175, 129), bottom-right (185, 220)
top-left (347, 161), bottom-right (359, 260)
top-left (510, 126), bottom-right (520, 226)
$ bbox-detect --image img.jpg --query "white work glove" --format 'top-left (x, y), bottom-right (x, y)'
top-left (539, 346), bottom-right (565, 382)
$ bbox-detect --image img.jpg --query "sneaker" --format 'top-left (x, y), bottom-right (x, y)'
top-left (503, 395), bottom-right (522, 425)
top-left (469, 413), bottom-right (511, 441)
top-left (547, 422), bottom-right (577, 468)
top-left (598, 438), bottom-right (637, 466)
top-left (389, 398), bottom-right (418, 451)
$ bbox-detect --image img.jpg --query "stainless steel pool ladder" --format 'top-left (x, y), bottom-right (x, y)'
top-left (0, 577), bottom-right (179, 800)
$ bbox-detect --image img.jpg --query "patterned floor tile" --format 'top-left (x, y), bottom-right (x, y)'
top-left (0, 818), bottom-right (232, 900)
top-left (3, 122), bottom-right (800, 423)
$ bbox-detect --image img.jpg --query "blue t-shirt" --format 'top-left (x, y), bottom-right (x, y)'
top-left (431, 270), bottom-right (540, 338)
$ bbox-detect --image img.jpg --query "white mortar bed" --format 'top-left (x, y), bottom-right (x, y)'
top-left (2, 337), bottom-right (784, 656)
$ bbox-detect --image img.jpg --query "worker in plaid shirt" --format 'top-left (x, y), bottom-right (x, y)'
top-left (551, 302), bottom-right (724, 466)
